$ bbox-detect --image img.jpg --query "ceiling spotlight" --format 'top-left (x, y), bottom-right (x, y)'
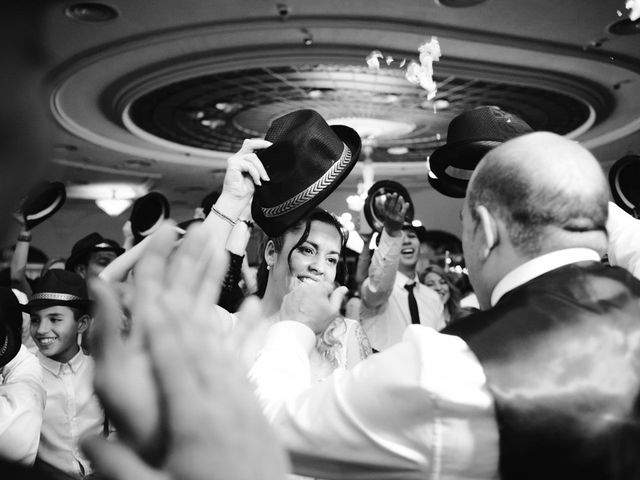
top-left (65, 3), bottom-right (119, 22)
top-left (308, 90), bottom-right (323, 99)
top-left (433, 99), bottom-right (450, 110)
top-left (215, 102), bottom-right (242, 113)
top-left (200, 118), bottom-right (225, 129)
top-left (387, 146), bottom-right (409, 155)
top-left (384, 94), bottom-right (400, 104)
top-left (301, 29), bottom-right (313, 46)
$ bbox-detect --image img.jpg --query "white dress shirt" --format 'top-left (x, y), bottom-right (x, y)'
top-left (607, 201), bottom-right (640, 279)
top-left (250, 248), bottom-right (604, 480)
top-left (360, 230), bottom-right (444, 351)
top-left (36, 350), bottom-right (104, 479)
top-left (0, 345), bottom-right (45, 465)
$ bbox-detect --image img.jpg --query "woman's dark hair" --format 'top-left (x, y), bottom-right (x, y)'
top-left (419, 265), bottom-right (465, 323)
top-left (256, 208), bottom-right (348, 297)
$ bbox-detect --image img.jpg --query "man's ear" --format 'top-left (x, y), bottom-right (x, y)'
top-left (475, 205), bottom-right (499, 260)
top-left (264, 240), bottom-right (277, 268)
top-left (74, 264), bottom-right (87, 279)
top-left (77, 314), bottom-right (91, 334)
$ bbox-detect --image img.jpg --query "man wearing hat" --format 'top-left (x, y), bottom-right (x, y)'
top-left (360, 191), bottom-right (444, 351)
top-left (0, 287), bottom-right (45, 466)
top-left (251, 132), bottom-right (640, 480)
top-left (65, 233), bottom-right (124, 283)
top-left (26, 270), bottom-right (106, 479)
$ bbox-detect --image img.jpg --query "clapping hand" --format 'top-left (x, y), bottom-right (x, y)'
top-left (84, 223), bottom-right (290, 480)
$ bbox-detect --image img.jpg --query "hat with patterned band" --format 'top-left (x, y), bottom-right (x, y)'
top-left (252, 109), bottom-right (361, 237)
top-left (429, 106), bottom-right (533, 198)
top-left (24, 270), bottom-right (92, 313)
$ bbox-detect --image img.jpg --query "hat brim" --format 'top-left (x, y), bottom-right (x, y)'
top-left (429, 140), bottom-right (501, 188)
top-left (609, 156), bottom-right (640, 216)
top-left (130, 192), bottom-right (171, 243)
top-left (23, 298), bottom-right (92, 313)
top-left (363, 180), bottom-right (415, 232)
top-left (252, 124), bottom-right (361, 237)
top-left (22, 182), bottom-right (67, 230)
top-left (427, 172), bottom-right (468, 198)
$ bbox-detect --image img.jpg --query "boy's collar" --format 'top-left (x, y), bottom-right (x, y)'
top-left (37, 348), bottom-right (84, 375)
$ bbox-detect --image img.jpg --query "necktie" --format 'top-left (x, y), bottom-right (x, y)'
top-left (404, 283), bottom-right (421, 325)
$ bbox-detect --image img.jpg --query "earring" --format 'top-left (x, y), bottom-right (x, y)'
top-left (266, 265), bottom-right (271, 271)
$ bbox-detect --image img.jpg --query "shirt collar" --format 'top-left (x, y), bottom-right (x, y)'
top-left (395, 270), bottom-right (418, 288)
top-left (38, 348), bottom-right (85, 375)
top-left (491, 248), bottom-right (601, 306)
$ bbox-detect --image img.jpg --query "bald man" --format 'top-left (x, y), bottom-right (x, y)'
top-left (250, 132), bottom-right (640, 480)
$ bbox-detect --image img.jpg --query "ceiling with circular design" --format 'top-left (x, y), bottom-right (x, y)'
top-left (23, 0), bottom-right (640, 253)
top-left (127, 64), bottom-right (600, 163)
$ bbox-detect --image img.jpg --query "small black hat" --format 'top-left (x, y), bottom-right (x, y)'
top-left (0, 288), bottom-right (23, 368)
top-left (129, 192), bottom-right (171, 244)
top-left (363, 180), bottom-right (415, 232)
top-left (21, 181), bottom-right (66, 230)
top-left (24, 270), bottom-right (91, 313)
top-left (609, 155), bottom-right (640, 217)
top-left (429, 106), bottom-right (533, 197)
top-left (65, 232), bottom-right (124, 272)
top-left (252, 109), bottom-right (361, 237)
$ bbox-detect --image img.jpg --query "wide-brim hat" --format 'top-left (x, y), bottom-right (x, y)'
top-left (252, 109), bottom-right (361, 237)
top-left (24, 270), bottom-right (91, 313)
top-left (609, 155), bottom-right (640, 217)
top-left (130, 192), bottom-right (171, 244)
top-left (0, 288), bottom-right (23, 368)
top-left (21, 181), bottom-right (66, 230)
top-left (65, 232), bottom-right (124, 272)
top-left (364, 180), bottom-right (415, 232)
top-left (429, 106), bottom-right (533, 197)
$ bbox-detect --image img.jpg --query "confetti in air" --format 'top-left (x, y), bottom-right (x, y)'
top-left (627, 0), bottom-right (640, 21)
top-left (365, 50), bottom-right (383, 70)
top-left (366, 36), bottom-right (442, 99)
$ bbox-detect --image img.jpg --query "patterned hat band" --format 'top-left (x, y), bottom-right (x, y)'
top-left (0, 336), bottom-right (7, 357)
top-left (261, 143), bottom-right (351, 218)
top-left (30, 292), bottom-right (84, 302)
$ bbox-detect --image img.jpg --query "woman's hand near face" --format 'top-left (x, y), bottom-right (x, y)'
top-left (280, 281), bottom-right (348, 334)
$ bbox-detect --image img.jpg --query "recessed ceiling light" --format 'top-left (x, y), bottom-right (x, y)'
top-left (434, 0), bottom-right (487, 7)
top-left (200, 118), bottom-right (225, 129)
top-left (607, 18), bottom-right (640, 35)
top-left (65, 3), bottom-right (119, 22)
top-left (434, 99), bottom-right (450, 110)
top-left (387, 146), bottom-right (409, 155)
top-left (308, 90), bottom-right (323, 99)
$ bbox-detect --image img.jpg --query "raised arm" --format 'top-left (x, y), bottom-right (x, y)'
top-left (360, 194), bottom-right (409, 311)
top-left (203, 139), bottom-right (271, 255)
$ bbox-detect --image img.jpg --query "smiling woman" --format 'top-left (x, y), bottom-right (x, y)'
top-left (256, 209), bottom-right (371, 376)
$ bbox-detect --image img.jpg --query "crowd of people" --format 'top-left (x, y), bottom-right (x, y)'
top-left (2, 3), bottom-right (640, 480)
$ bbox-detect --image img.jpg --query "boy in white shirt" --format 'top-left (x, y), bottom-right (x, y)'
top-left (26, 270), bottom-right (105, 479)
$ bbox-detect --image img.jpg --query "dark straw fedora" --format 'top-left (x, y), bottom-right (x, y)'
top-left (609, 155), bottom-right (640, 217)
top-left (24, 270), bottom-right (91, 313)
top-left (21, 181), bottom-right (66, 230)
top-left (364, 180), bottom-right (415, 232)
top-left (252, 109), bottom-right (361, 237)
top-left (0, 288), bottom-right (24, 368)
top-left (429, 106), bottom-right (533, 197)
top-left (130, 192), bottom-right (171, 244)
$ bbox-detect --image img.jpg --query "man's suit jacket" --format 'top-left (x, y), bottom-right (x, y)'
top-left (444, 261), bottom-right (640, 480)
